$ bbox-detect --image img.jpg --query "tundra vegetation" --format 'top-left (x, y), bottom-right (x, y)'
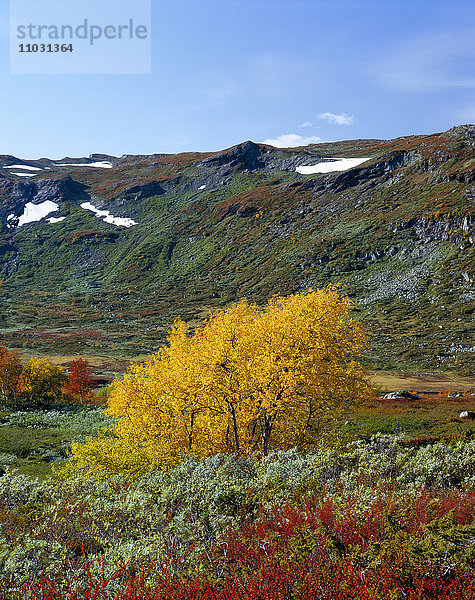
top-left (0, 352), bottom-right (95, 409)
top-left (0, 289), bottom-right (474, 598)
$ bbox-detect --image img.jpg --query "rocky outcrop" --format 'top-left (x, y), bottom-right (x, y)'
top-left (120, 181), bottom-right (166, 201)
top-left (199, 141), bottom-right (324, 173)
top-left (392, 214), bottom-right (474, 247)
top-left (1, 176), bottom-right (90, 227)
top-left (10, 176), bottom-right (87, 205)
top-left (310, 150), bottom-right (427, 195)
top-left (383, 391), bottom-right (421, 400)
top-left (446, 124), bottom-right (475, 140)
top-left (88, 153), bottom-right (118, 163)
top-left (0, 155), bottom-right (26, 168)
top-left (200, 141), bottom-right (266, 171)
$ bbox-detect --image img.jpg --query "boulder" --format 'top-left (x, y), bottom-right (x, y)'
top-left (459, 411), bottom-right (475, 419)
top-left (383, 390), bottom-right (421, 400)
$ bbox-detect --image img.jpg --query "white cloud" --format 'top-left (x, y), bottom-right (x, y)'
top-left (318, 112), bottom-right (355, 126)
top-left (299, 121), bottom-right (314, 128)
top-left (261, 133), bottom-right (322, 148)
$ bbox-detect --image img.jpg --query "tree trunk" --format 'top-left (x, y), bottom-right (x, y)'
top-left (188, 411), bottom-right (195, 451)
top-left (262, 413), bottom-right (273, 456)
top-left (229, 404), bottom-right (240, 452)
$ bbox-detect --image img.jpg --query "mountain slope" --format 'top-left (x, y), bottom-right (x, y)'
top-left (0, 126), bottom-right (473, 375)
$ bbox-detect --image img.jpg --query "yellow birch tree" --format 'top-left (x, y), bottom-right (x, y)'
top-left (19, 357), bottom-right (67, 407)
top-left (61, 288), bottom-right (368, 478)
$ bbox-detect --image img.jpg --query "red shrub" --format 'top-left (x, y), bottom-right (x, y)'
top-left (18, 489), bottom-right (475, 600)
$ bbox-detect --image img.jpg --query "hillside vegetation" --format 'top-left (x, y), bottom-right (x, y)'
top-left (0, 126), bottom-right (473, 376)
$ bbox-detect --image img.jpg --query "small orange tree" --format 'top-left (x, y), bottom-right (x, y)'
top-left (0, 347), bottom-right (23, 406)
top-left (64, 359), bottom-right (95, 404)
top-left (61, 288), bottom-right (368, 477)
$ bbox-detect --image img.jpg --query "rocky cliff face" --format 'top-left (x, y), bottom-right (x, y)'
top-left (0, 126), bottom-right (473, 373)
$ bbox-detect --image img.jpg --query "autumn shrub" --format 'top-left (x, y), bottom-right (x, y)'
top-left (17, 564), bottom-right (475, 600)
top-left (63, 359), bottom-right (96, 405)
top-left (18, 358), bottom-right (67, 408)
top-left (0, 350), bottom-right (98, 409)
top-left (13, 485), bottom-right (475, 599)
top-left (3, 435), bottom-right (475, 594)
top-left (0, 347), bottom-right (22, 406)
top-left (60, 288), bottom-right (369, 478)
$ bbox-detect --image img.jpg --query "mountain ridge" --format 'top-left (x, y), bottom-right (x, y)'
top-left (0, 125), bottom-right (473, 376)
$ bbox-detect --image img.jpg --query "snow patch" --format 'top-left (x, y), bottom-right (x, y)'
top-left (57, 161), bottom-right (113, 169)
top-left (48, 216), bottom-right (67, 224)
top-left (5, 164), bottom-right (42, 171)
top-left (10, 172), bottom-right (37, 177)
top-left (18, 201), bottom-right (59, 226)
top-left (6, 214), bottom-right (17, 228)
top-left (80, 202), bottom-right (137, 228)
top-left (296, 157), bottom-right (370, 174)
top-left (81, 202), bottom-right (109, 218)
top-left (103, 215), bottom-right (138, 227)
top-left (198, 185), bottom-right (206, 190)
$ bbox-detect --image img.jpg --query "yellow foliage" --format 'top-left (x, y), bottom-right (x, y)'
top-left (61, 288), bottom-right (368, 477)
top-left (20, 357), bottom-right (67, 406)
top-left (57, 434), bottom-right (152, 479)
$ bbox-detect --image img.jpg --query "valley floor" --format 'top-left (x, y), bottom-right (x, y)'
top-left (369, 371), bottom-right (475, 395)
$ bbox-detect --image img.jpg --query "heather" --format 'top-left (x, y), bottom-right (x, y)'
top-left (2, 435), bottom-right (475, 598)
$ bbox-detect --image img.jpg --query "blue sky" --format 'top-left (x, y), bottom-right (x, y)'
top-left (1, 0), bottom-right (475, 158)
